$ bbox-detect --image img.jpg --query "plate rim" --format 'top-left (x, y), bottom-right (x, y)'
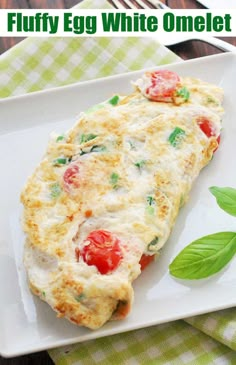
top-left (1, 51), bottom-right (236, 358)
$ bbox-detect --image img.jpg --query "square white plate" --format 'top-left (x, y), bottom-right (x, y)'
top-left (196, 0), bottom-right (235, 9)
top-left (1, 53), bottom-right (236, 358)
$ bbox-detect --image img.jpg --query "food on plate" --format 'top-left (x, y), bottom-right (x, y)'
top-left (21, 69), bottom-right (224, 329)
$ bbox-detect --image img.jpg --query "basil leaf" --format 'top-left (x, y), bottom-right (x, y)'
top-left (169, 232), bottom-right (236, 280)
top-left (53, 157), bottom-right (68, 166)
top-left (80, 145), bottom-right (106, 155)
top-left (147, 196), bottom-right (155, 206)
top-left (90, 145), bottom-right (106, 153)
top-left (146, 206), bottom-right (155, 215)
top-left (176, 87), bottom-right (190, 101)
top-left (134, 160), bottom-right (146, 170)
top-left (148, 236), bottom-right (159, 251)
top-left (168, 127), bottom-right (185, 148)
top-left (110, 172), bottom-right (119, 189)
top-left (56, 135), bottom-right (65, 142)
top-left (50, 183), bottom-right (61, 199)
top-left (75, 293), bottom-right (85, 302)
top-left (210, 186), bottom-right (236, 216)
top-left (80, 133), bottom-right (97, 144)
top-left (128, 140), bottom-right (136, 150)
top-left (108, 95), bottom-right (119, 106)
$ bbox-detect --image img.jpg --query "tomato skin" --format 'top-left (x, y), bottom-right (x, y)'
top-left (63, 164), bottom-right (80, 189)
top-left (78, 230), bottom-right (123, 274)
top-left (139, 254), bottom-right (155, 271)
top-left (197, 117), bottom-right (220, 152)
top-left (197, 117), bottom-right (216, 138)
top-left (145, 70), bottom-right (180, 102)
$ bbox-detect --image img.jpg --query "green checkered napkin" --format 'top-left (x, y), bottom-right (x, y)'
top-left (1, 0), bottom-right (236, 363)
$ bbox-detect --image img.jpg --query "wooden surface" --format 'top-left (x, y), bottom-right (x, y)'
top-left (0, 0), bottom-right (235, 364)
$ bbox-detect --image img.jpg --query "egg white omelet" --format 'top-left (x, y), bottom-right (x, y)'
top-left (21, 70), bottom-right (224, 329)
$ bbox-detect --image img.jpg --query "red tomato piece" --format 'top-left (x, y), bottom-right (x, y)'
top-left (197, 117), bottom-right (220, 152)
top-left (139, 254), bottom-right (155, 271)
top-left (145, 70), bottom-right (180, 102)
top-left (78, 230), bottom-right (123, 274)
top-left (197, 117), bottom-right (216, 138)
top-left (63, 164), bottom-right (80, 189)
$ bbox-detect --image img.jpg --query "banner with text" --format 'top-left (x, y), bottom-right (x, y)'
top-left (0, 9), bottom-right (235, 38)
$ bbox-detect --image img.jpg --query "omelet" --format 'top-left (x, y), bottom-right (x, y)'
top-left (21, 70), bottom-right (224, 329)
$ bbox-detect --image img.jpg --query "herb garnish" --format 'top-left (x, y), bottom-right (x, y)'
top-left (146, 196), bottom-right (155, 215)
top-left (134, 160), bottom-right (146, 171)
top-left (56, 135), bottom-right (65, 142)
top-left (108, 95), bottom-right (119, 106)
top-left (128, 140), bottom-right (136, 150)
top-left (75, 293), bottom-right (85, 302)
top-left (80, 145), bottom-right (106, 155)
top-left (168, 127), bottom-right (185, 148)
top-left (176, 87), bottom-right (190, 101)
top-left (209, 186), bottom-right (236, 216)
top-left (147, 196), bottom-right (155, 206)
top-left (110, 172), bottom-right (120, 189)
top-left (169, 186), bottom-right (236, 280)
top-left (148, 237), bottom-right (159, 251)
top-left (53, 157), bottom-right (70, 166)
top-left (169, 232), bottom-right (236, 280)
top-left (50, 183), bottom-right (61, 198)
top-left (80, 133), bottom-right (97, 144)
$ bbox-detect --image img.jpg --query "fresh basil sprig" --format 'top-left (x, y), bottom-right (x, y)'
top-left (209, 186), bottom-right (236, 216)
top-left (169, 185), bottom-right (236, 280)
top-left (169, 232), bottom-right (236, 280)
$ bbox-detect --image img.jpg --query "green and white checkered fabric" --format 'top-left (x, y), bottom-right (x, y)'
top-left (49, 321), bottom-right (236, 365)
top-left (1, 0), bottom-right (236, 364)
top-left (0, 0), bottom-right (177, 98)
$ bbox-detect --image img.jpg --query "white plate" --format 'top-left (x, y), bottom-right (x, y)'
top-left (1, 53), bottom-right (236, 358)
top-left (196, 0), bottom-right (235, 9)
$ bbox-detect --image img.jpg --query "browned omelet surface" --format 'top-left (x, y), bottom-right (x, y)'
top-left (21, 71), bottom-right (224, 329)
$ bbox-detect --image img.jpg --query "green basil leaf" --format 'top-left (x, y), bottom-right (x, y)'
top-left (176, 87), bottom-right (190, 101)
top-left (80, 145), bottom-right (106, 155)
top-left (147, 195), bottom-right (155, 206)
top-left (56, 135), bottom-right (65, 142)
top-left (128, 140), bottom-right (136, 150)
top-left (134, 160), bottom-right (146, 170)
top-left (169, 232), bottom-right (236, 280)
top-left (90, 145), bottom-right (106, 153)
top-left (146, 206), bottom-right (155, 216)
top-left (50, 183), bottom-right (61, 199)
top-left (108, 95), bottom-right (119, 106)
top-left (75, 293), bottom-right (85, 302)
top-left (110, 172), bottom-right (120, 189)
top-left (210, 186), bottom-right (236, 216)
top-left (80, 133), bottom-right (97, 144)
top-left (168, 127), bottom-right (185, 148)
top-left (148, 236), bottom-right (159, 251)
top-left (53, 157), bottom-right (68, 166)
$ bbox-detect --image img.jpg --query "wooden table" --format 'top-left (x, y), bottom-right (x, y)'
top-left (0, 0), bottom-right (235, 364)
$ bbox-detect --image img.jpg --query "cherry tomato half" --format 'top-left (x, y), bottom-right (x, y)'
top-left (197, 117), bottom-right (220, 152)
top-left (145, 70), bottom-right (180, 102)
top-left (63, 164), bottom-right (80, 189)
top-left (78, 230), bottom-right (123, 274)
top-left (139, 254), bottom-right (155, 271)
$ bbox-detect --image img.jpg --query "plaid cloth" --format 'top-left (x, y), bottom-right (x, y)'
top-left (1, 0), bottom-right (236, 363)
